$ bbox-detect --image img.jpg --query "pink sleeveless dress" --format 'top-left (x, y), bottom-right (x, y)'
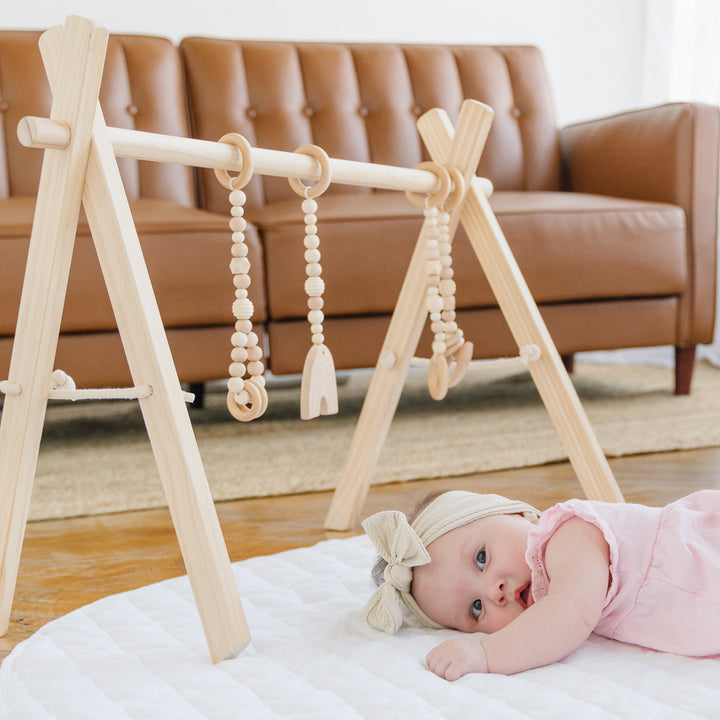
top-left (525, 490), bottom-right (720, 656)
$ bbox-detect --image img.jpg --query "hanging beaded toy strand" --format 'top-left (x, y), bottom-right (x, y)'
top-left (436, 165), bottom-right (473, 389)
top-left (288, 144), bottom-right (339, 420)
top-left (214, 133), bottom-right (269, 422)
top-left (407, 163), bottom-right (471, 399)
top-left (407, 162), bottom-right (453, 399)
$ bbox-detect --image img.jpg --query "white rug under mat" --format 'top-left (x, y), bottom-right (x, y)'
top-left (1, 535), bottom-right (718, 719)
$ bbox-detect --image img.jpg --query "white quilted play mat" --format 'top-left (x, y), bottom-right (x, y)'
top-left (1, 535), bottom-right (718, 719)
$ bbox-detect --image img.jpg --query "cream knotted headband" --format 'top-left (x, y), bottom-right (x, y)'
top-left (361, 490), bottom-right (540, 634)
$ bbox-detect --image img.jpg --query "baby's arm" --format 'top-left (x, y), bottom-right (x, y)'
top-left (427, 517), bottom-right (610, 679)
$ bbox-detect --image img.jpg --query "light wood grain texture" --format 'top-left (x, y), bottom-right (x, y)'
top-left (324, 100), bottom-right (493, 530)
top-left (0, 16), bottom-right (249, 663)
top-left (0, 17), bottom-right (109, 636)
top-left (418, 106), bottom-right (622, 505)
top-left (18, 115), bottom-right (496, 197)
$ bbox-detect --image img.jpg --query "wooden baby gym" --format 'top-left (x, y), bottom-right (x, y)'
top-left (0, 16), bottom-right (627, 663)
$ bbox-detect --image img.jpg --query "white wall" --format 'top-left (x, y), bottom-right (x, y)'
top-left (2, 0), bottom-right (648, 126)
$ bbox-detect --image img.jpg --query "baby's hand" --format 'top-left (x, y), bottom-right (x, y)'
top-left (426, 636), bottom-right (488, 681)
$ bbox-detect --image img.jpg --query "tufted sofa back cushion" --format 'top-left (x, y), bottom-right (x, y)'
top-left (0, 31), bottom-right (195, 206)
top-left (180, 39), bottom-right (562, 215)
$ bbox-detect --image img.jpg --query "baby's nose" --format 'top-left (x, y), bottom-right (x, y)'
top-left (492, 580), bottom-right (507, 605)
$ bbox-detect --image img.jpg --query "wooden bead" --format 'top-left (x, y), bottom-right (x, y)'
top-left (233, 274), bottom-right (251, 289)
top-left (307, 296), bottom-right (324, 310)
top-left (425, 260), bottom-right (442, 275)
top-left (246, 331), bottom-right (259, 347)
top-left (310, 323), bottom-right (324, 335)
top-left (235, 288), bottom-right (248, 299)
top-left (231, 205), bottom-right (245, 217)
top-left (230, 257), bottom-right (250, 274)
top-left (304, 213), bottom-right (317, 224)
top-left (231, 346), bottom-right (249, 363)
top-left (247, 346), bottom-right (263, 361)
top-left (229, 189), bottom-right (246, 206)
top-left (305, 277), bottom-right (325, 297)
top-left (302, 198), bottom-right (318, 214)
top-left (247, 360), bottom-right (264, 376)
top-left (306, 262), bottom-right (322, 277)
top-left (432, 340), bottom-right (447, 355)
top-left (304, 248), bottom-right (321, 264)
top-left (304, 234), bottom-right (320, 249)
top-left (232, 298), bottom-right (254, 320)
top-left (229, 362), bottom-right (246, 377)
top-left (232, 331), bottom-right (248, 347)
top-left (311, 333), bottom-right (324, 345)
top-left (426, 294), bottom-right (443, 314)
top-left (439, 279), bottom-right (456, 295)
top-left (305, 224), bottom-right (318, 235)
top-left (229, 217), bottom-right (246, 233)
top-left (235, 319), bottom-right (252, 333)
top-left (231, 242), bottom-right (248, 257)
top-left (308, 309), bottom-right (324, 325)
top-left (227, 376), bottom-right (245, 393)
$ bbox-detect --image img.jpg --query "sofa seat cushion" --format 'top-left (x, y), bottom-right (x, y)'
top-left (254, 190), bottom-right (687, 319)
top-left (0, 197), bottom-right (266, 335)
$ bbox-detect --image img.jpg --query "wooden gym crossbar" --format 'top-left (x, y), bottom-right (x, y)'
top-left (0, 16), bottom-right (623, 663)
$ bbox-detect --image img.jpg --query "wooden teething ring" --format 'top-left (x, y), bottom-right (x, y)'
top-left (288, 144), bottom-right (332, 199)
top-left (226, 377), bottom-right (268, 422)
top-left (405, 161), bottom-right (451, 209)
top-left (214, 132), bottom-right (255, 190)
top-left (442, 164), bottom-right (466, 213)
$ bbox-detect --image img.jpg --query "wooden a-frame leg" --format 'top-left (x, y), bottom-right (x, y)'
top-left (325, 100), bottom-right (623, 531)
top-left (324, 101), bottom-right (494, 531)
top-left (418, 106), bottom-right (623, 506)
top-left (36, 19), bottom-right (249, 662)
top-left (0, 17), bottom-right (109, 635)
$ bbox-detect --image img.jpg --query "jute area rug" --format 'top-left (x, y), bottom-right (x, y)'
top-left (15, 360), bottom-right (720, 521)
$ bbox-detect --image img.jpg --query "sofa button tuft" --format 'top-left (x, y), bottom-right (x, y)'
top-left (512, 107), bottom-right (522, 118)
top-left (304, 106), bottom-right (314, 117)
top-left (126, 104), bottom-right (139, 116)
top-left (413, 105), bottom-right (422, 116)
top-left (247, 107), bottom-right (258, 119)
top-left (0, 101), bottom-right (9, 112)
top-left (358, 106), bottom-right (369, 117)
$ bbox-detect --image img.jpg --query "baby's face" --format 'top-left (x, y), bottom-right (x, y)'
top-left (412, 513), bottom-right (537, 633)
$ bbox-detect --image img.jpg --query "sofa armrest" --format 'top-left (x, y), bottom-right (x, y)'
top-left (560, 102), bottom-right (720, 343)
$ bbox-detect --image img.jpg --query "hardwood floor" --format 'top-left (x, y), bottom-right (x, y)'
top-left (2, 446), bottom-right (719, 662)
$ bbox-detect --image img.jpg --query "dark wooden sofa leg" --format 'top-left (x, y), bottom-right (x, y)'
top-left (188, 382), bottom-right (206, 408)
top-left (674, 345), bottom-right (696, 395)
top-left (561, 354), bottom-right (575, 374)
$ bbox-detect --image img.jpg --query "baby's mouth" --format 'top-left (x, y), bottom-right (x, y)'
top-left (517, 583), bottom-right (532, 609)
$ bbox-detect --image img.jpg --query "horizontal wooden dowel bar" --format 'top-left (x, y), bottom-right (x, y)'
top-left (17, 115), bottom-right (493, 197)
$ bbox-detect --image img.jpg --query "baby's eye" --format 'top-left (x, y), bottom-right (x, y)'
top-left (476, 548), bottom-right (487, 570)
top-left (471, 599), bottom-right (483, 618)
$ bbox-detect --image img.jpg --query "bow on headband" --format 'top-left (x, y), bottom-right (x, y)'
top-left (361, 510), bottom-right (440, 634)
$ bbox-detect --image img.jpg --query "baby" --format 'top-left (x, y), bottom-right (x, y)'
top-left (362, 489), bottom-right (720, 679)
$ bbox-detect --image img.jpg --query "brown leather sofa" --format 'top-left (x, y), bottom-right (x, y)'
top-left (1, 31), bottom-right (718, 400)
